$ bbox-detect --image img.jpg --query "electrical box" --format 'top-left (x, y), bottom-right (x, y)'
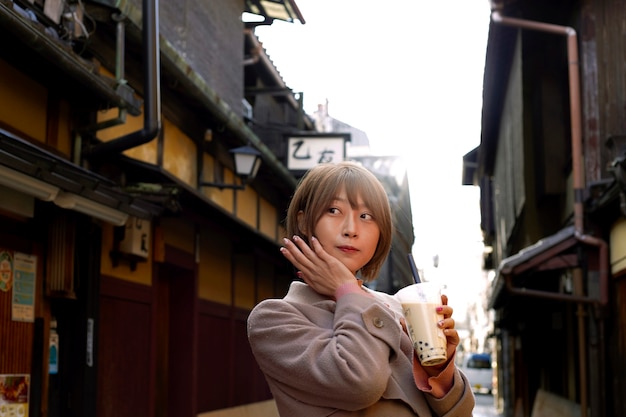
top-left (119, 217), bottom-right (151, 259)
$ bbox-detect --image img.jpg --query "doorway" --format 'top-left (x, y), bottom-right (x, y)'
top-left (155, 263), bottom-right (197, 417)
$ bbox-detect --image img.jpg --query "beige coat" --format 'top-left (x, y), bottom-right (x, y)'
top-left (247, 281), bottom-right (475, 416)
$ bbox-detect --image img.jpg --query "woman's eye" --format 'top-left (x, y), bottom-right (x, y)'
top-left (361, 213), bottom-right (374, 220)
top-left (328, 207), bottom-right (339, 214)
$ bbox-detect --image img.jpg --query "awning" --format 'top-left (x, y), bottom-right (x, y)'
top-left (489, 225), bottom-right (608, 309)
top-left (499, 226), bottom-right (578, 276)
top-left (0, 129), bottom-right (162, 222)
top-left (245, 0), bottom-right (306, 24)
top-left (112, 156), bottom-right (287, 250)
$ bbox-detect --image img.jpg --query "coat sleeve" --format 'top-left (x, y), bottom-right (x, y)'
top-left (247, 292), bottom-right (405, 411)
top-left (425, 368), bottom-right (476, 416)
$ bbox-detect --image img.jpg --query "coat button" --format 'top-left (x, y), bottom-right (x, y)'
top-left (373, 317), bottom-right (384, 328)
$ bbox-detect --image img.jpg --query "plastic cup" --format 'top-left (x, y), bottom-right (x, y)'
top-left (396, 282), bottom-right (447, 366)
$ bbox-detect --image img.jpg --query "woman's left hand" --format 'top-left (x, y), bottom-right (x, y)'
top-left (423, 294), bottom-right (459, 376)
top-left (438, 294), bottom-right (459, 355)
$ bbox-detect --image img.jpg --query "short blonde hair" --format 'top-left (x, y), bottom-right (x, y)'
top-left (285, 161), bottom-right (392, 281)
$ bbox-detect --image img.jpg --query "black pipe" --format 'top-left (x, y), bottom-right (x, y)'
top-left (85, 0), bottom-right (161, 157)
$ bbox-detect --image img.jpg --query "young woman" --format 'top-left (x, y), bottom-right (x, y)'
top-left (247, 161), bottom-right (474, 416)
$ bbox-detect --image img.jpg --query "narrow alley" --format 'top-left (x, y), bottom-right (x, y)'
top-left (474, 393), bottom-right (502, 417)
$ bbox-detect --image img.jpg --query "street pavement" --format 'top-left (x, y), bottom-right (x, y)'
top-left (473, 393), bottom-right (503, 417)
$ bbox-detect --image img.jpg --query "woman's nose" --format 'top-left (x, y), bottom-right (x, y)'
top-left (343, 215), bottom-right (358, 237)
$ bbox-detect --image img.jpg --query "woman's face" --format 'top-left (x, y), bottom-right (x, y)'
top-left (312, 187), bottom-right (380, 275)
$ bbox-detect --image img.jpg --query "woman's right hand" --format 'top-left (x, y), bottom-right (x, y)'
top-left (280, 235), bottom-right (356, 297)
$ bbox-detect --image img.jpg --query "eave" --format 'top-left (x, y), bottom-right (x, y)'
top-left (0, 1), bottom-right (142, 116)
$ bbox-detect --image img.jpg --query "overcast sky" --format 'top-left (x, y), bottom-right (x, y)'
top-left (254, 1), bottom-right (492, 306)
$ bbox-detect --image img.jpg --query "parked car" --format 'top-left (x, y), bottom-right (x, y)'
top-left (459, 353), bottom-right (493, 394)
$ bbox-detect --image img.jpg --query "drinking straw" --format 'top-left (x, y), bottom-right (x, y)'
top-left (407, 253), bottom-right (421, 284)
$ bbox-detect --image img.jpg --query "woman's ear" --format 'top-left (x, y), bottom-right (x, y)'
top-left (297, 210), bottom-right (308, 236)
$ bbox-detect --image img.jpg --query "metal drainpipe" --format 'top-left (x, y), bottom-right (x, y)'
top-left (84, 0), bottom-right (161, 157)
top-left (77, 15), bottom-right (129, 138)
top-left (491, 9), bottom-right (610, 417)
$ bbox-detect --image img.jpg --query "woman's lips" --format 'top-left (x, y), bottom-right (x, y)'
top-left (337, 245), bottom-right (358, 253)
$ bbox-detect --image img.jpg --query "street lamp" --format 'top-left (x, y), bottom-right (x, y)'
top-left (201, 145), bottom-right (262, 190)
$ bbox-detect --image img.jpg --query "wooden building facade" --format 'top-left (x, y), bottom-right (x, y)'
top-left (464, 1), bottom-right (626, 416)
top-left (0, 0), bottom-right (307, 416)
top-left (0, 1), bottom-right (419, 416)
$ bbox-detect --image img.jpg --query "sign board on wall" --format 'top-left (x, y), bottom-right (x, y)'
top-left (0, 251), bottom-right (13, 293)
top-left (286, 133), bottom-right (351, 173)
top-left (119, 217), bottom-right (151, 259)
top-left (0, 250), bottom-right (38, 323)
top-left (0, 374), bottom-right (30, 416)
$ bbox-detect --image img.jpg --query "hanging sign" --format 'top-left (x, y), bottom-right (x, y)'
top-left (286, 133), bottom-right (350, 172)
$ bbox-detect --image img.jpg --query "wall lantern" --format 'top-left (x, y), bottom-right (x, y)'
top-left (201, 145), bottom-right (262, 190)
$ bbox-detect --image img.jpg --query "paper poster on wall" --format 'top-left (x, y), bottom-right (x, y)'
top-left (0, 374), bottom-right (29, 417)
top-left (11, 253), bottom-right (37, 323)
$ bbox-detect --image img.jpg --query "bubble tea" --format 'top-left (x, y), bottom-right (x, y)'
top-left (396, 282), bottom-right (447, 366)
